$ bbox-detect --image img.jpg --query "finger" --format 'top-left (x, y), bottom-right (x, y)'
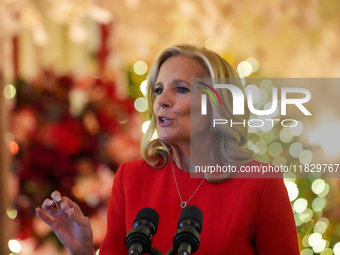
top-left (51, 191), bottom-right (62, 202)
top-left (59, 197), bottom-right (81, 216)
top-left (68, 207), bottom-right (90, 228)
top-left (41, 198), bottom-right (59, 215)
top-left (59, 198), bottom-right (89, 227)
top-left (35, 207), bottom-right (54, 227)
top-left (51, 191), bottom-right (62, 209)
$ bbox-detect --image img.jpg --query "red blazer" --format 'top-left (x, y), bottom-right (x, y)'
top-left (100, 159), bottom-right (300, 255)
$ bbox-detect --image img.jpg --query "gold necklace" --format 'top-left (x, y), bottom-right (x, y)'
top-left (172, 162), bottom-right (205, 208)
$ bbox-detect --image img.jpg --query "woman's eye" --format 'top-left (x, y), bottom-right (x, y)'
top-left (177, 87), bottom-right (190, 94)
top-left (154, 87), bottom-right (163, 95)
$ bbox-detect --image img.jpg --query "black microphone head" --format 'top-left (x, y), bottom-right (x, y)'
top-left (134, 207), bottom-right (159, 233)
top-left (126, 208), bottom-right (159, 253)
top-left (178, 205), bottom-right (203, 233)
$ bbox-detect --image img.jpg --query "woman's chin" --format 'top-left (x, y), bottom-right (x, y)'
top-left (158, 133), bottom-right (180, 145)
top-left (158, 133), bottom-right (171, 142)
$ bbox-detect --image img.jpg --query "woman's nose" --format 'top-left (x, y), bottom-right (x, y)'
top-left (157, 89), bottom-right (172, 108)
top-left (157, 97), bottom-right (171, 108)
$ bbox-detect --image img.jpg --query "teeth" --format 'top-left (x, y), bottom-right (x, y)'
top-left (161, 117), bottom-right (170, 123)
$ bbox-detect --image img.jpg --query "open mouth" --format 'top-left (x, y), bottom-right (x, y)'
top-left (158, 116), bottom-right (173, 123)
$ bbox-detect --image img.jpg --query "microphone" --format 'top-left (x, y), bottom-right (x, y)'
top-left (125, 207), bottom-right (160, 255)
top-left (173, 206), bottom-right (203, 255)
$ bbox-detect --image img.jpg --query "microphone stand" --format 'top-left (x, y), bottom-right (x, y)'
top-left (165, 247), bottom-right (176, 255)
top-left (148, 246), bottom-right (177, 255)
top-left (148, 247), bottom-right (164, 255)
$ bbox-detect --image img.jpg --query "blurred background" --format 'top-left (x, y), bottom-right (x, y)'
top-left (0, 1), bottom-right (340, 255)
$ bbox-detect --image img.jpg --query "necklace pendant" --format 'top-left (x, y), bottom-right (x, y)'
top-left (181, 201), bottom-right (187, 208)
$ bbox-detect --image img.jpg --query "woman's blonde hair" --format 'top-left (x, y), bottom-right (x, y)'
top-left (141, 44), bottom-right (254, 181)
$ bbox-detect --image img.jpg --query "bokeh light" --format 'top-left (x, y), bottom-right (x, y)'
top-left (272, 156), bottom-right (286, 167)
top-left (140, 80), bottom-right (148, 96)
top-left (279, 127), bottom-right (294, 143)
top-left (312, 197), bottom-right (327, 212)
top-left (314, 218), bottom-right (329, 234)
top-left (308, 233), bottom-right (322, 247)
top-left (289, 142), bottom-right (303, 158)
top-left (299, 208), bottom-right (313, 223)
top-left (285, 182), bottom-right (299, 201)
top-left (8, 239), bottom-right (21, 253)
top-left (85, 194), bottom-right (100, 207)
top-left (300, 248), bottom-right (313, 255)
top-left (3, 84), bottom-right (16, 99)
top-left (142, 121), bottom-right (150, 134)
top-left (294, 213), bottom-right (303, 227)
top-left (289, 120), bottom-right (303, 136)
top-left (312, 238), bottom-right (327, 253)
top-left (237, 61), bottom-right (253, 76)
top-left (134, 97), bottom-right (148, 112)
top-left (246, 57), bottom-right (259, 72)
top-left (268, 142), bottom-right (283, 157)
top-left (312, 179), bottom-right (326, 195)
top-left (293, 198), bottom-right (308, 213)
top-left (69, 88), bottom-right (88, 117)
top-left (321, 248), bottom-right (333, 255)
top-left (4, 132), bottom-right (15, 144)
top-left (133, 60), bottom-right (148, 75)
top-left (334, 242), bottom-right (340, 255)
top-left (259, 130), bottom-right (274, 144)
top-left (302, 235), bottom-right (311, 248)
top-left (259, 79), bottom-right (274, 93)
top-left (254, 140), bottom-right (267, 155)
top-left (8, 141), bottom-right (19, 155)
top-left (6, 208), bottom-right (18, 219)
top-left (318, 183), bottom-right (329, 198)
top-left (283, 173), bottom-right (296, 183)
top-left (299, 150), bottom-right (313, 164)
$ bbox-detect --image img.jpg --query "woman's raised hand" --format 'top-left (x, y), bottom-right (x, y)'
top-left (35, 191), bottom-right (94, 255)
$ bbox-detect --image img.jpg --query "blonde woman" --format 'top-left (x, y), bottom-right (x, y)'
top-left (37, 44), bottom-right (300, 255)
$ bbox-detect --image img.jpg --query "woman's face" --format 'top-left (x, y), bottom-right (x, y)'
top-left (153, 56), bottom-right (208, 146)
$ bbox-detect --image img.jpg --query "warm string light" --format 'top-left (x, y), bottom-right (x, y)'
top-left (6, 208), bottom-right (18, 219)
top-left (132, 66), bottom-right (149, 132)
top-left (8, 141), bottom-right (19, 155)
top-left (237, 61), bottom-right (253, 77)
top-left (134, 97), bottom-right (148, 112)
top-left (285, 182), bottom-right (299, 201)
top-left (334, 242), bottom-right (340, 254)
top-left (8, 239), bottom-right (21, 253)
top-left (237, 57), bottom-right (259, 77)
top-left (294, 198), bottom-right (308, 213)
top-left (141, 121), bottom-right (150, 134)
top-left (4, 132), bottom-right (19, 155)
top-left (272, 156), bottom-right (286, 167)
top-left (3, 84), bottom-right (16, 99)
top-left (133, 60), bottom-right (148, 75)
top-left (140, 80), bottom-right (148, 96)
